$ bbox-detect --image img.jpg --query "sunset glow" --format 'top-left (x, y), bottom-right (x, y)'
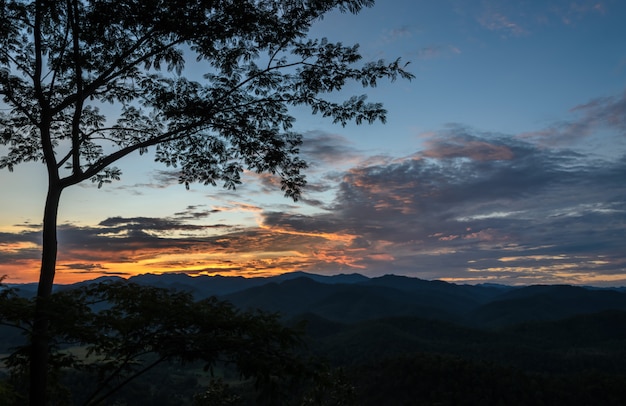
top-left (1, 0), bottom-right (625, 286)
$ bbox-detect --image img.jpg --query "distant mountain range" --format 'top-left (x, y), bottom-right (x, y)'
top-left (9, 272), bottom-right (626, 329)
top-left (6, 271), bottom-right (626, 404)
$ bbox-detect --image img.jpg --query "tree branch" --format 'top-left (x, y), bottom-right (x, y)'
top-left (68, 0), bottom-right (84, 175)
top-left (84, 354), bottom-right (168, 406)
top-left (51, 33), bottom-right (186, 116)
top-left (61, 122), bottom-right (203, 187)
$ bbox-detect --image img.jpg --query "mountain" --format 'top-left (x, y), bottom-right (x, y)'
top-left (6, 272), bottom-right (626, 404)
top-left (128, 273), bottom-right (259, 297)
top-left (7, 272), bottom-right (626, 328)
top-left (267, 271), bottom-right (369, 285)
top-left (123, 271), bottom-right (368, 298)
top-left (466, 284), bottom-right (626, 328)
top-left (221, 275), bottom-right (626, 328)
top-left (304, 316), bottom-right (498, 365)
top-left (363, 274), bottom-right (512, 304)
top-left (223, 276), bottom-right (475, 323)
top-left (503, 309), bottom-right (626, 347)
top-left (302, 310), bottom-right (626, 375)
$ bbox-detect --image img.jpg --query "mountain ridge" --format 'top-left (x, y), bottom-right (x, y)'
top-left (6, 271), bottom-right (626, 328)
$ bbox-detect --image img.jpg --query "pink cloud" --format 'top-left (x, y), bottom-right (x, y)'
top-left (519, 90), bottom-right (626, 146)
top-left (422, 136), bottom-right (514, 161)
top-left (463, 229), bottom-right (504, 242)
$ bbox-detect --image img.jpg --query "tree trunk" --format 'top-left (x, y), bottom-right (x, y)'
top-left (30, 184), bottom-right (63, 406)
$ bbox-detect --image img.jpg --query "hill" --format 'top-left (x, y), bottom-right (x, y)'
top-left (5, 272), bottom-right (626, 404)
top-left (8, 272), bottom-right (626, 328)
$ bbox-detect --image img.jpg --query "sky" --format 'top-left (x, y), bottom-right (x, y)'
top-left (1, 0), bottom-right (625, 286)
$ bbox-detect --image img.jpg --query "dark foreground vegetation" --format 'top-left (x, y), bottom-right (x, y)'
top-left (3, 273), bottom-right (626, 405)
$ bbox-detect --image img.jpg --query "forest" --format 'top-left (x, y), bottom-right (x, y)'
top-left (2, 272), bottom-right (626, 405)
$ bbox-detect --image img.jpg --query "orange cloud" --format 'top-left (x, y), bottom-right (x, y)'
top-left (367, 253), bottom-right (394, 262)
top-left (1, 219), bottom-right (371, 284)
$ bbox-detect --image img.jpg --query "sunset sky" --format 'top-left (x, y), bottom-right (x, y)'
top-left (1, 0), bottom-right (625, 286)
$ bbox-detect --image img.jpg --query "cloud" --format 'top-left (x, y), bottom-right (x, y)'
top-left (422, 132), bottom-right (514, 161)
top-left (378, 26), bottom-right (413, 45)
top-left (93, 170), bottom-right (182, 195)
top-left (475, 1), bottom-right (610, 37)
top-left (414, 45), bottom-right (461, 60)
top-left (518, 89), bottom-right (626, 151)
top-left (151, 170), bottom-right (182, 186)
top-left (570, 91), bottom-right (626, 131)
top-left (3, 110), bottom-right (625, 285)
top-left (60, 263), bottom-right (108, 271)
top-left (300, 131), bottom-right (362, 168)
top-left (173, 205), bottom-right (220, 220)
top-left (4, 130), bottom-right (625, 284)
top-left (478, 11), bottom-right (527, 37)
top-left (98, 216), bottom-right (204, 231)
top-left (557, 1), bottom-right (607, 25)
top-left (260, 125), bottom-right (626, 284)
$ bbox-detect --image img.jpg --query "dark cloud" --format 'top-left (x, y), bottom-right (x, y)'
top-left (95, 170), bottom-right (183, 195)
top-left (0, 215), bottom-right (244, 272)
top-left (262, 212), bottom-right (339, 235)
top-left (422, 131), bottom-right (514, 161)
top-left (261, 126), bottom-right (626, 284)
top-left (60, 263), bottom-right (107, 271)
top-left (151, 170), bottom-right (183, 186)
top-left (0, 229), bottom-right (42, 264)
top-left (0, 229), bottom-right (41, 245)
top-left (300, 131), bottom-right (361, 167)
top-left (296, 195), bottom-right (330, 209)
top-left (173, 205), bottom-right (220, 220)
top-left (3, 119), bottom-right (625, 285)
top-left (98, 216), bottom-right (212, 232)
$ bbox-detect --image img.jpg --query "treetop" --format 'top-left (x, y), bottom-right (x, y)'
top-left (0, 0), bottom-right (412, 199)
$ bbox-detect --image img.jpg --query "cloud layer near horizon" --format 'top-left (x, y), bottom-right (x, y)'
top-left (2, 90), bottom-right (625, 285)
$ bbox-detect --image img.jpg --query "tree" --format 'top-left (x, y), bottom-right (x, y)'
top-left (0, 0), bottom-right (412, 404)
top-left (0, 280), bottom-right (310, 405)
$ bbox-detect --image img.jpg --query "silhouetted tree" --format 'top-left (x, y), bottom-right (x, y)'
top-left (0, 281), bottom-right (310, 405)
top-left (0, 0), bottom-right (411, 403)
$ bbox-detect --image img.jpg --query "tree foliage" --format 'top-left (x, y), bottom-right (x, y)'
top-left (0, 0), bottom-right (411, 197)
top-left (0, 1), bottom-right (412, 403)
top-left (0, 281), bottom-right (309, 405)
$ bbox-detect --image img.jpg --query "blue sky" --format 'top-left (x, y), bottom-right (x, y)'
top-left (1, 0), bottom-right (625, 285)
